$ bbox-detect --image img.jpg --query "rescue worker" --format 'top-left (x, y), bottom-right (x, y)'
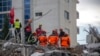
top-left (28, 32), bottom-right (38, 45)
top-left (25, 25), bottom-right (31, 42)
top-left (48, 30), bottom-right (59, 48)
top-left (38, 31), bottom-right (47, 47)
top-left (54, 29), bottom-right (59, 36)
top-left (25, 19), bottom-right (32, 42)
top-left (59, 28), bottom-right (65, 38)
top-left (13, 19), bottom-right (22, 42)
top-left (36, 24), bottom-right (44, 37)
top-left (61, 33), bottom-right (70, 48)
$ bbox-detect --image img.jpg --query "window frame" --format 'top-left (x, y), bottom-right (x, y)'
top-left (0, 13), bottom-right (10, 29)
top-left (0, 0), bottom-right (12, 12)
top-left (35, 12), bottom-right (43, 16)
top-left (24, 0), bottom-right (31, 20)
top-left (64, 10), bottom-right (69, 20)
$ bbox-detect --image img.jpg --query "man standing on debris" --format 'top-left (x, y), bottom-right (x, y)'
top-left (59, 28), bottom-right (65, 38)
top-left (48, 30), bottom-right (59, 48)
top-left (60, 33), bottom-right (70, 48)
top-left (25, 19), bottom-right (32, 42)
top-left (25, 25), bottom-right (31, 42)
top-left (13, 18), bottom-right (22, 42)
top-left (36, 24), bottom-right (44, 37)
top-left (38, 31), bottom-right (47, 47)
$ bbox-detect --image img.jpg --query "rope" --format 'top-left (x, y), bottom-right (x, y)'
top-left (28, 33), bottom-right (33, 43)
top-left (4, 31), bottom-right (10, 41)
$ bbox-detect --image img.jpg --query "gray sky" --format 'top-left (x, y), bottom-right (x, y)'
top-left (77, 0), bottom-right (100, 44)
top-left (77, 0), bottom-right (100, 27)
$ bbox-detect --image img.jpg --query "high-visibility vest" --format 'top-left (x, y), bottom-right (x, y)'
top-left (14, 21), bottom-right (20, 28)
top-left (38, 36), bottom-right (47, 46)
top-left (61, 36), bottom-right (70, 48)
top-left (48, 35), bottom-right (59, 45)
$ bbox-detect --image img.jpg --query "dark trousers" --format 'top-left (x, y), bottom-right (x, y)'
top-left (15, 28), bottom-right (21, 42)
top-left (25, 32), bottom-right (31, 42)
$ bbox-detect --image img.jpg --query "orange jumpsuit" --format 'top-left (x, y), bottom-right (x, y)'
top-left (48, 35), bottom-right (59, 46)
top-left (38, 35), bottom-right (47, 46)
top-left (61, 36), bottom-right (70, 48)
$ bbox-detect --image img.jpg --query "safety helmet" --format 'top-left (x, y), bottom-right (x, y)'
top-left (39, 24), bottom-right (42, 26)
top-left (16, 18), bottom-right (19, 21)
